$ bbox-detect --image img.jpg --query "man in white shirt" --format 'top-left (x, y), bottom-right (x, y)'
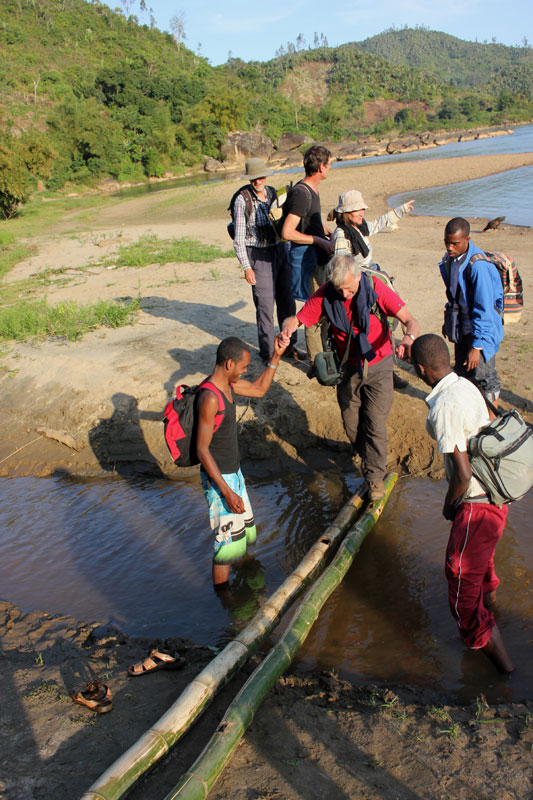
top-left (411, 333), bottom-right (513, 673)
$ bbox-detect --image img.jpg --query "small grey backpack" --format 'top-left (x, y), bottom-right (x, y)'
top-left (468, 405), bottom-right (533, 506)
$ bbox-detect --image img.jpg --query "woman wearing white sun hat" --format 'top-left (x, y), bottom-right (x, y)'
top-left (331, 189), bottom-right (414, 267)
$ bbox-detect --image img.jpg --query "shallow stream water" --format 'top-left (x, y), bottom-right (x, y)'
top-left (0, 472), bottom-right (531, 703)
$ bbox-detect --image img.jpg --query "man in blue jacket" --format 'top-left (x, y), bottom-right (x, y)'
top-left (440, 217), bottom-right (503, 405)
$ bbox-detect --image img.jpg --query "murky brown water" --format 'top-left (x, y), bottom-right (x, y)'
top-left (0, 473), bottom-right (531, 702)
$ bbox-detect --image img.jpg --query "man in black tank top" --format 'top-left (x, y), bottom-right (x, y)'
top-left (196, 336), bottom-right (286, 587)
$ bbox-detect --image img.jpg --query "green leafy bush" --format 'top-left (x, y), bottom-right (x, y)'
top-left (0, 137), bottom-right (32, 220)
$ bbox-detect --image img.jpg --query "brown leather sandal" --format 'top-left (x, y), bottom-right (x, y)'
top-left (70, 681), bottom-right (113, 713)
top-left (128, 649), bottom-right (185, 677)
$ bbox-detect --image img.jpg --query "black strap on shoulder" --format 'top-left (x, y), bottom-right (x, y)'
top-left (293, 180), bottom-right (314, 214)
top-left (228, 185), bottom-right (253, 220)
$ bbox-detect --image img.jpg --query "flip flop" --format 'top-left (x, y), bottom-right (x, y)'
top-left (128, 649), bottom-right (186, 677)
top-left (70, 681), bottom-right (113, 714)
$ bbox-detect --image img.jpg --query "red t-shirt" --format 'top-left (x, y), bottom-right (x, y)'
top-left (297, 276), bottom-right (405, 368)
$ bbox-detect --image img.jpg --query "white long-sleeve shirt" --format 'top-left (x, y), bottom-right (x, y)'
top-left (332, 203), bottom-right (411, 268)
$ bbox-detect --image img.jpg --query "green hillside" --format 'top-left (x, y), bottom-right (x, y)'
top-left (356, 28), bottom-right (533, 96)
top-left (1, 3), bottom-right (532, 218)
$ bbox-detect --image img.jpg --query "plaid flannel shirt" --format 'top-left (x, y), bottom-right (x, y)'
top-left (233, 185), bottom-right (277, 271)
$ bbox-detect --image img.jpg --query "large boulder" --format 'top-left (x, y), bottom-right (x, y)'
top-left (268, 150), bottom-right (303, 169)
top-left (221, 131), bottom-right (273, 164)
top-left (275, 133), bottom-right (313, 151)
top-left (335, 143), bottom-right (366, 160)
top-left (386, 137), bottom-right (421, 155)
top-left (203, 156), bottom-right (223, 172)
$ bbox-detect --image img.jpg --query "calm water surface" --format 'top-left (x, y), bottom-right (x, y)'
top-left (0, 472), bottom-right (531, 703)
top-left (389, 164), bottom-right (533, 227)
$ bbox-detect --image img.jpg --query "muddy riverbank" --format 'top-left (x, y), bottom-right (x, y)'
top-left (2, 599), bottom-right (532, 800)
top-left (1, 151), bottom-right (532, 480)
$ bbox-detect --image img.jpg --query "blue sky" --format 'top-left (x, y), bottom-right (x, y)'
top-left (115, 0), bottom-right (532, 65)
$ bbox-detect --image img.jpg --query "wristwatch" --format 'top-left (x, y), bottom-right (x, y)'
top-left (405, 333), bottom-right (416, 341)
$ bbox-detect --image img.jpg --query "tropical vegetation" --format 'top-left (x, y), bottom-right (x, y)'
top-left (1, 0), bottom-right (532, 217)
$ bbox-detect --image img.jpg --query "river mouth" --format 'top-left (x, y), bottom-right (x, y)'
top-left (0, 472), bottom-right (531, 703)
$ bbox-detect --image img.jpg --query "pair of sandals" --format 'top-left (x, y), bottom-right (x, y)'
top-left (70, 650), bottom-right (185, 714)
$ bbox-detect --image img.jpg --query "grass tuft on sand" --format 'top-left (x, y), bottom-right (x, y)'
top-left (0, 297), bottom-right (140, 342)
top-left (107, 233), bottom-right (234, 268)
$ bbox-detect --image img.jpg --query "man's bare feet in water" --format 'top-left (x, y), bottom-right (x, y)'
top-left (481, 624), bottom-right (514, 673)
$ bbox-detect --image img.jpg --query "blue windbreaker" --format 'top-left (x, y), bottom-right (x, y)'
top-left (439, 239), bottom-right (503, 362)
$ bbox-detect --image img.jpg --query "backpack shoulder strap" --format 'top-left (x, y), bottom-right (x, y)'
top-left (300, 180), bottom-right (314, 202)
top-left (293, 180), bottom-right (314, 213)
top-left (198, 379), bottom-right (226, 432)
top-left (464, 252), bottom-right (488, 296)
top-left (228, 185), bottom-right (253, 218)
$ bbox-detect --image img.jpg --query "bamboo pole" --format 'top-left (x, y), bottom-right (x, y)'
top-left (82, 486), bottom-right (367, 800)
top-left (164, 472), bottom-right (397, 800)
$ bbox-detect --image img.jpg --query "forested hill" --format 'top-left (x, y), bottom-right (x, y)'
top-left (1, 1), bottom-right (532, 218)
top-left (356, 28), bottom-right (533, 95)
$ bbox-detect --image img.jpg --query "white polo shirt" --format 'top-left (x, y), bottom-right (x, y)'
top-left (425, 371), bottom-right (489, 498)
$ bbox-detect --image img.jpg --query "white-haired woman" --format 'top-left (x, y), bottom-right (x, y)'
top-left (331, 189), bottom-right (414, 388)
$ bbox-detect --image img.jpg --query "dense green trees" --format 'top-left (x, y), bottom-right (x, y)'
top-left (1, 3), bottom-right (532, 215)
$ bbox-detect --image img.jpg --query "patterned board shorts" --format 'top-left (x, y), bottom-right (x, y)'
top-left (201, 468), bottom-right (256, 565)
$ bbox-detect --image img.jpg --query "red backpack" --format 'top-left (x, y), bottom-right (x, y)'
top-left (163, 379), bottom-right (225, 467)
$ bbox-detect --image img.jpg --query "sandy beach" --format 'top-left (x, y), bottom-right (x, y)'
top-left (1, 149), bottom-right (532, 799)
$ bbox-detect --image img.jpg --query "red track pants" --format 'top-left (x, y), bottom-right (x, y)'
top-left (445, 501), bottom-right (508, 649)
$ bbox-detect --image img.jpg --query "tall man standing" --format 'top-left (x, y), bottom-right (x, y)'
top-left (411, 334), bottom-right (513, 673)
top-left (281, 145), bottom-right (334, 361)
top-left (440, 217), bottom-right (504, 405)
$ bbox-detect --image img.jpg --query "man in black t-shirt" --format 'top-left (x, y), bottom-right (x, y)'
top-left (281, 145), bottom-right (334, 361)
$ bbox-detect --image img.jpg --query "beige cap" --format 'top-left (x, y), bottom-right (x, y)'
top-left (335, 190), bottom-right (368, 213)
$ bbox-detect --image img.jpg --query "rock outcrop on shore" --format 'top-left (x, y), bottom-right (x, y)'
top-left (202, 126), bottom-right (516, 174)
